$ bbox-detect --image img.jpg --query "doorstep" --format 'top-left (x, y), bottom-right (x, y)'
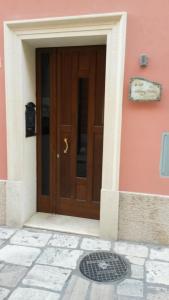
top-left (24, 213), bottom-right (100, 237)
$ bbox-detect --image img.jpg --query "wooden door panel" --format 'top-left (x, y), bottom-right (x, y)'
top-left (92, 127), bottom-right (103, 203)
top-left (95, 48), bottom-right (106, 126)
top-left (37, 46), bottom-right (106, 219)
top-left (55, 204), bottom-right (99, 219)
top-left (76, 178), bottom-right (87, 201)
top-left (91, 48), bottom-right (106, 205)
top-left (79, 51), bottom-right (90, 71)
top-left (58, 48), bottom-right (75, 205)
top-left (36, 49), bottom-right (54, 213)
top-left (60, 51), bottom-right (73, 125)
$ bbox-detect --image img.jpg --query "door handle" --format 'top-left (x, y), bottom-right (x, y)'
top-left (64, 138), bottom-right (69, 154)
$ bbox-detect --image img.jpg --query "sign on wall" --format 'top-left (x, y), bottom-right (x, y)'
top-left (129, 77), bottom-right (162, 101)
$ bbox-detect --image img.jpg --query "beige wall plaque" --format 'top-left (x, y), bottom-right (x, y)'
top-left (129, 77), bottom-right (161, 101)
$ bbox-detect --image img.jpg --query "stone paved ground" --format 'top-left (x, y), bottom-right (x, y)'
top-left (0, 227), bottom-right (168, 299)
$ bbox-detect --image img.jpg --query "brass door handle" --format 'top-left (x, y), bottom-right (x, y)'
top-left (64, 138), bottom-right (69, 154)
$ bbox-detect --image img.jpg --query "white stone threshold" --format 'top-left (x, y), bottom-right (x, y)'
top-left (24, 213), bottom-right (100, 237)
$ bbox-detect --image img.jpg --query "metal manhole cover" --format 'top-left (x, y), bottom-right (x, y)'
top-left (79, 251), bottom-right (129, 282)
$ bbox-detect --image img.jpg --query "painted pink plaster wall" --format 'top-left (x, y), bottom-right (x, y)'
top-left (0, 0), bottom-right (169, 196)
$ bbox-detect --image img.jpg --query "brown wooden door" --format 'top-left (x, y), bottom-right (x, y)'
top-left (37, 46), bottom-right (106, 219)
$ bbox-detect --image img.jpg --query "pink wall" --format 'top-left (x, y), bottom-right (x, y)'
top-left (0, 0), bottom-right (169, 195)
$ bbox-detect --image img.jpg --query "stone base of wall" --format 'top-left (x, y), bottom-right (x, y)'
top-left (119, 192), bottom-right (169, 245)
top-left (0, 182), bottom-right (169, 245)
top-left (0, 181), bottom-right (6, 225)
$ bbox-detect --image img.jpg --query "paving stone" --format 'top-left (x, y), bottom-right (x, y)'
top-left (0, 228), bottom-right (16, 240)
top-left (146, 260), bottom-right (169, 285)
top-left (147, 286), bottom-right (169, 300)
top-left (117, 297), bottom-right (143, 300)
top-left (131, 264), bottom-right (144, 279)
top-left (3, 226), bottom-right (169, 300)
top-left (10, 229), bottom-right (52, 247)
top-left (0, 264), bottom-right (28, 287)
top-left (37, 247), bottom-right (83, 269)
top-left (117, 279), bottom-right (143, 298)
top-left (62, 275), bottom-right (89, 300)
top-left (89, 282), bottom-right (115, 300)
top-left (8, 287), bottom-right (59, 300)
top-left (0, 287), bottom-right (10, 300)
top-left (114, 242), bottom-right (148, 258)
top-left (150, 247), bottom-right (169, 262)
top-left (23, 264), bottom-right (71, 292)
top-left (48, 233), bottom-right (79, 248)
top-left (0, 245), bottom-right (41, 267)
top-left (0, 240), bottom-right (5, 247)
top-left (125, 256), bottom-right (145, 266)
top-left (80, 237), bottom-right (111, 251)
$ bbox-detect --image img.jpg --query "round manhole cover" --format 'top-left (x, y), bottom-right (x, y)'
top-left (79, 251), bottom-right (129, 282)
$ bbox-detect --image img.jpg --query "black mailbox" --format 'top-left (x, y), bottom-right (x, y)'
top-left (25, 102), bottom-right (36, 137)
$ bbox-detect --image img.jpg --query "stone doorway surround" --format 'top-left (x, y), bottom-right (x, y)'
top-left (3, 12), bottom-right (127, 239)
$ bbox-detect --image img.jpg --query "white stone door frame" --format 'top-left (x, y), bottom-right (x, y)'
top-left (4, 12), bottom-right (127, 239)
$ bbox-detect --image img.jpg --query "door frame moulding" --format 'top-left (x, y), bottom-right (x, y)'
top-left (4, 12), bottom-right (127, 238)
